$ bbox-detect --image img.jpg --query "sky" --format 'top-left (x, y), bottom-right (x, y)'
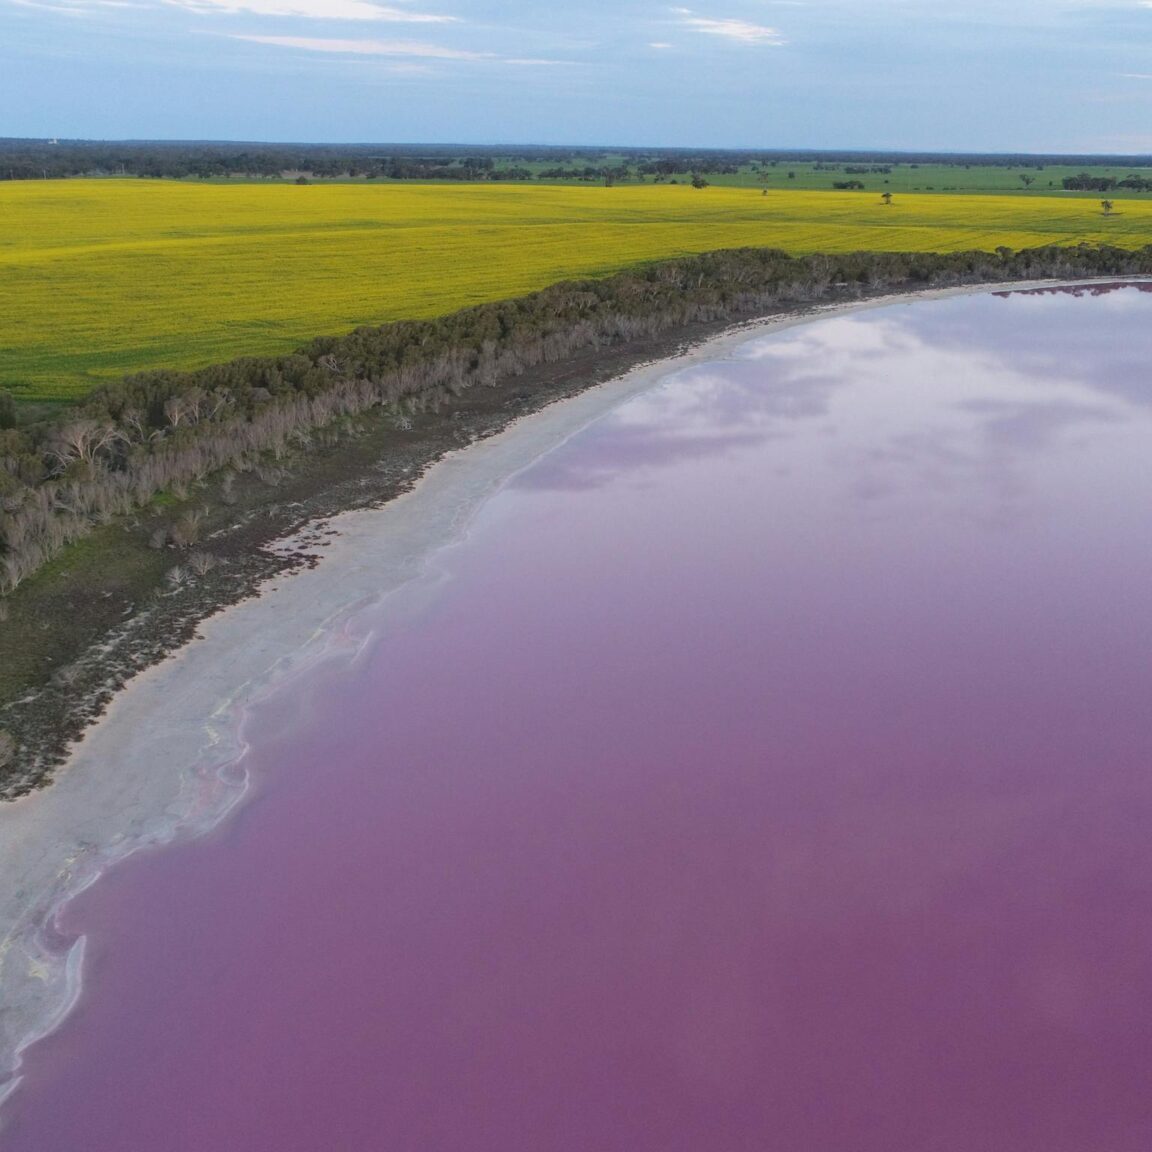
top-left (3, 0), bottom-right (1152, 152)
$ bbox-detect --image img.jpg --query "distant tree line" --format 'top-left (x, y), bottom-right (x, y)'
top-left (0, 142), bottom-right (544, 182)
top-left (3, 243), bottom-right (1152, 596)
top-left (371, 158), bottom-right (534, 181)
top-left (635, 158), bottom-right (741, 177)
top-left (0, 141), bottom-right (776, 182)
top-left (1062, 172), bottom-right (1152, 192)
top-left (4, 139), bottom-right (1151, 183)
top-left (539, 165), bottom-right (643, 183)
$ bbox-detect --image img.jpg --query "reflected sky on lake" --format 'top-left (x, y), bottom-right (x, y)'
top-left (518, 290), bottom-right (1148, 533)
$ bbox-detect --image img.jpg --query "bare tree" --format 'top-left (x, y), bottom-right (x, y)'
top-left (45, 420), bottom-right (121, 474)
top-left (119, 408), bottom-right (163, 445)
top-left (164, 388), bottom-right (208, 429)
top-left (204, 388), bottom-right (234, 422)
top-left (1101, 199), bottom-right (1115, 216)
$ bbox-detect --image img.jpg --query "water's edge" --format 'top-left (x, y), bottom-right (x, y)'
top-left (0, 277), bottom-right (1139, 1115)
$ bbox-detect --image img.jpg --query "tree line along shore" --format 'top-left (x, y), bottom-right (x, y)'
top-left (2, 243), bottom-right (1151, 793)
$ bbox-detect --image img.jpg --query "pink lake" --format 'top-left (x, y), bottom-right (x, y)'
top-left (5, 286), bottom-right (1152, 1151)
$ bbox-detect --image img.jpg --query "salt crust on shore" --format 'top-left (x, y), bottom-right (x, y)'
top-left (0, 279), bottom-right (1125, 1111)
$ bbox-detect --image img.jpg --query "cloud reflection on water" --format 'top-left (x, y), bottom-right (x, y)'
top-left (513, 424), bottom-right (773, 492)
top-left (900, 283), bottom-right (1152, 410)
top-left (514, 316), bottom-right (883, 493)
top-left (956, 397), bottom-right (1120, 450)
top-left (514, 290), bottom-right (1152, 523)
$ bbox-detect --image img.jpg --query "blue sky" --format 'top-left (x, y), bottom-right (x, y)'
top-left (3, 0), bottom-right (1152, 152)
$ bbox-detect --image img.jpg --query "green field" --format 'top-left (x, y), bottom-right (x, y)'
top-left (183, 159), bottom-right (1152, 197)
top-left (524, 158), bottom-right (1152, 196)
top-left (4, 179), bottom-right (1151, 402)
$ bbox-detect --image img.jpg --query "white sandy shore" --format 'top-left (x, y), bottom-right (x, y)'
top-left (0, 277), bottom-right (1134, 1109)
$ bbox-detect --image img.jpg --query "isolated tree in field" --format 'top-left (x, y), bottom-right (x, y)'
top-left (1019, 174), bottom-right (1034, 187)
top-left (1101, 199), bottom-right (1114, 215)
top-left (881, 192), bottom-right (893, 205)
top-left (691, 173), bottom-right (709, 189)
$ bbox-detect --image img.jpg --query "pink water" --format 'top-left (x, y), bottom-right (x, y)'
top-left (7, 286), bottom-right (1152, 1151)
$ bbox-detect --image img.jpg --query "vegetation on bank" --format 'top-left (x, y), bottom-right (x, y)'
top-left (4, 242), bottom-right (1151, 610)
top-left (6, 181), bottom-right (1152, 401)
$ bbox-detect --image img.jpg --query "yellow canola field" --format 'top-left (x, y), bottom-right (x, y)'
top-left (3, 180), bottom-right (1150, 400)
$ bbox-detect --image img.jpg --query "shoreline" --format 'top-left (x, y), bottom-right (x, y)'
top-left (0, 275), bottom-right (1143, 1115)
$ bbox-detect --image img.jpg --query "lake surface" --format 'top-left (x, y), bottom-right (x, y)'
top-left (5, 285), bottom-right (1152, 1151)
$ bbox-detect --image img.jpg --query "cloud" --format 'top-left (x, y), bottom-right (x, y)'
top-left (672, 8), bottom-right (785, 43)
top-left (168, 0), bottom-right (455, 19)
top-left (8, 0), bottom-right (456, 16)
top-left (231, 33), bottom-right (484, 57)
top-left (229, 35), bottom-right (572, 67)
top-left (9, 0), bottom-right (147, 10)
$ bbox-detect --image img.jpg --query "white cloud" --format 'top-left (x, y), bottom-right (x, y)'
top-left (169, 0), bottom-right (454, 19)
top-left (672, 8), bottom-right (785, 43)
top-left (230, 35), bottom-right (572, 66)
top-left (649, 40), bottom-right (674, 48)
top-left (9, 0), bottom-right (147, 10)
top-left (231, 33), bottom-right (483, 56)
top-left (8, 0), bottom-right (456, 16)
top-left (8, 0), bottom-right (89, 9)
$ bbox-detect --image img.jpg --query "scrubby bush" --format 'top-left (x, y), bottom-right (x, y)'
top-left (187, 551), bottom-right (219, 576)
